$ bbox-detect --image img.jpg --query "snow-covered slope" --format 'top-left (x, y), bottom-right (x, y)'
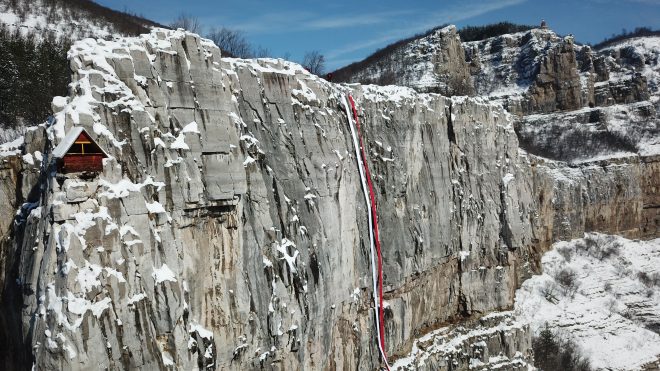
top-left (518, 101), bottom-right (659, 162)
top-left (0, 0), bottom-right (160, 40)
top-left (601, 36), bottom-right (660, 96)
top-left (516, 234), bottom-right (660, 370)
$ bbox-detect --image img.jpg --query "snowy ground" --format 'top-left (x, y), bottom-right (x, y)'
top-left (0, 135), bottom-right (22, 157)
top-left (0, 0), bottom-right (114, 40)
top-left (515, 233), bottom-right (660, 370)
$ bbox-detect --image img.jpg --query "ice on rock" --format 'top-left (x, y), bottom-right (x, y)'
top-left (170, 132), bottom-right (190, 150)
top-left (189, 323), bottom-right (214, 340)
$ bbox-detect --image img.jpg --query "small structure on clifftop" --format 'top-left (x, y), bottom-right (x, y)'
top-left (52, 127), bottom-right (108, 173)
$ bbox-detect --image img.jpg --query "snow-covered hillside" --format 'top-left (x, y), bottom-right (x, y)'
top-left (516, 234), bottom-right (660, 370)
top-left (0, 0), bottom-right (159, 40)
top-left (601, 37), bottom-right (660, 96)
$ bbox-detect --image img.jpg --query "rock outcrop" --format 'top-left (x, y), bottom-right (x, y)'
top-left (0, 28), bottom-right (656, 371)
top-left (524, 36), bottom-right (584, 113)
top-left (337, 26), bottom-right (474, 96)
top-left (391, 312), bottom-right (533, 370)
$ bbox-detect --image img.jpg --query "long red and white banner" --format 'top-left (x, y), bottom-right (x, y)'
top-left (342, 94), bottom-right (390, 370)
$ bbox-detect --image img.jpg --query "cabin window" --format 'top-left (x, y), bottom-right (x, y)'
top-left (69, 143), bottom-right (84, 154)
top-left (68, 136), bottom-right (104, 155)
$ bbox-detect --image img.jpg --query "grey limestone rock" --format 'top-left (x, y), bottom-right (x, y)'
top-left (0, 28), bottom-right (656, 371)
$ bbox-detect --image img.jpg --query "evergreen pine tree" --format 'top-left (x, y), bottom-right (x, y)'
top-left (0, 27), bottom-right (19, 126)
top-left (532, 325), bottom-right (560, 370)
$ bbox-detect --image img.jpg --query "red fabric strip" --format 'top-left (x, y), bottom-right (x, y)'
top-left (348, 95), bottom-right (388, 366)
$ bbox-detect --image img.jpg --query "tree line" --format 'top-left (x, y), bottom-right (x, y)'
top-left (593, 26), bottom-right (660, 49)
top-left (459, 22), bottom-right (534, 42)
top-left (0, 25), bottom-right (70, 128)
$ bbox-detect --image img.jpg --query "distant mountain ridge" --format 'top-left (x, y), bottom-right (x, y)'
top-left (331, 22), bottom-right (535, 83)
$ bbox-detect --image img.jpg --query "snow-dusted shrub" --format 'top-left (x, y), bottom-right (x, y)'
top-left (540, 280), bottom-right (559, 303)
top-left (555, 268), bottom-right (579, 298)
top-left (645, 287), bottom-right (655, 298)
top-left (575, 234), bottom-right (621, 261)
top-left (597, 239), bottom-right (621, 261)
top-left (556, 245), bottom-right (574, 263)
top-left (637, 271), bottom-right (660, 288)
top-left (606, 297), bottom-right (618, 313)
top-left (614, 259), bottom-right (632, 278)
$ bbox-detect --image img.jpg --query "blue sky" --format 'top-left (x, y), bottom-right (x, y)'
top-left (97, 0), bottom-right (660, 71)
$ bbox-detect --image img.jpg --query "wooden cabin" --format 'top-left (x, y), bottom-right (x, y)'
top-left (52, 127), bottom-right (108, 173)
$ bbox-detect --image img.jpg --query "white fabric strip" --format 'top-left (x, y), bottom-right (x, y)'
top-left (342, 95), bottom-right (388, 367)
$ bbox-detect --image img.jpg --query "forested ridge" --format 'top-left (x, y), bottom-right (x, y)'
top-left (0, 25), bottom-right (69, 127)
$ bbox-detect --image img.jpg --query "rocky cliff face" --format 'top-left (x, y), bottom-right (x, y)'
top-left (0, 29), bottom-right (541, 370)
top-left (0, 28), bottom-right (657, 371)
top-left (351, 26), bottom-right (660, 245)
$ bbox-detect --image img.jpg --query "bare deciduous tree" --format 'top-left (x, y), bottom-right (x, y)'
top-left (207, 27), bottom-right (252, 58)
top-left (170, 12), bottom-right (202, 34)
top-left (302, 51), bottom-right (325, 76)
top-left (253, 45), bottom-right (270, 58)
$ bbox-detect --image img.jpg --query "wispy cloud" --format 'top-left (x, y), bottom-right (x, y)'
top-left (326, 0), bottom-right (527, 60)
top-left (217, 10), bottom-right (415, 34)
top-left (326, 34), bottom-right (402, 59)
top-left (214, 11), bottom-right (314, 33)
top-left (304, 10), bottom-right (416, 30)
top-left (588, 0), bottom-right (660, 4)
